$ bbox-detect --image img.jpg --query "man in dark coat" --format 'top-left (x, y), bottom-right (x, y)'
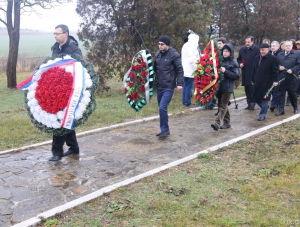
top-left (269, 41), bottom-right (283, 112)
top-left (275, 40), bottom-right (300, 116)
top-left (251, 43), bottom-right (279, 121)
top-left (49, 24), bottom-right (82, 161)
top-left (154, 35), bottom-right (183, 139)
top-left (237, 36), bottom-right (260, 110)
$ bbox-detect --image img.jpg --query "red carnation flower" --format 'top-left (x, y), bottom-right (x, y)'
top-left (141, 71), bottom-right (148, 77)
top-left (139, 86), bottom-right (145, 92)
top-left (137, 77), bottom-right (144, 83)
top-left (129, 71), bottom-right (135, 79)
top-left (200, 61), bottom-right (206, 66)
top-left (205, 68), bottom-right (211, 73)
top-left (207, 60), bottom-right (213, 65)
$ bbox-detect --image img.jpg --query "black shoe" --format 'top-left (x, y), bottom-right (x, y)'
top-left (228, 101), bottom-right (231, 106)
top-left (275, 111), bottom-right (285, 116)
top-left (294, 108), bottom-right (298, 114)
top-left (249, 103), bottom-right (255, 110)
top-left (257, 117), bottom-right (265, 121)
top-left (220, 124), bottom-right (231, 129)
top-left (156, 131), bottom-right (170, 136)
top-left (270, 107), bottom-right (275, 112)
top-left (214, 111), bottom-right (219, 116)
top-left (63, 150), bottom-right (79, 157)
top-left (49, 156), bottom-right (62, 161)
top-left (211, 123), bottom-right (219, 131)
top-left (245, 105), bottom-right (250, 110)
top-left (158, 131), bottom-right (170, 139)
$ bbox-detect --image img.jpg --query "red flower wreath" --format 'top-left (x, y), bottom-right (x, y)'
top-left (124, 55), bottom-right (148, 102)
top-left (35, 67), bottom-right (73, 114)
top-left (193, 39), bottom-right (223, 106)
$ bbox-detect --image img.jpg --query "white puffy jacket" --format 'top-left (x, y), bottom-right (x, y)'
top-left (181, 34), bottom-right (200, 78)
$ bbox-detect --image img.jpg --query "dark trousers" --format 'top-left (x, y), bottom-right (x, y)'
top-left (245, 85), bottom-right (255, 104)
top-left (278, 88), bottom-right (297, 112)
top-left (270, 85), bottom-right (280, 108)
top-left (215, 92), bottom-right (231, 127)
top-left (157, 89), bottom-right (174, 132)
top-left (255, 98), bottom-right (269, 118)
top-left (52, 131), bottom-right (79, 156)
top-left (182, 77), bottom-right (194, 106)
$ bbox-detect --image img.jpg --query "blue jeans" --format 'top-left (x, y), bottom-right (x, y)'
top-left (182, 77), bottom-right (194, 106)
top-left (255, 98), bottom-right (269, 118)
top-left (157, 89), bottom-right (174, 132)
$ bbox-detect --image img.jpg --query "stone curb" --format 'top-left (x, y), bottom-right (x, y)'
top-left (12, 111), bottom-right (300, 227)
top-left (0, 97), bottom-right (245, 156)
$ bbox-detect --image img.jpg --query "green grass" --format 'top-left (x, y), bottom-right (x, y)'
top-left (37, 120), bottom-right (300, 227)
top-left (0, 73), bottom-right (245, 151)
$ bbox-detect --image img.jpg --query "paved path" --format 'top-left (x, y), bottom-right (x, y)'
top-left (0, 99), bottom-right (295, 226)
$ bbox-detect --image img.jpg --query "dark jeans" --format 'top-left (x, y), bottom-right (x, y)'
top-left (182, 77), bottom-right (194, 106)
top-left (270, 85), bottom-right (280, 108)
top-left (255, 98), bottom-right (269, 118)
top-left (52, 131), bottom-right (79, 156)
top-left (215, 92), bottom-right (231, 127)
top-left (278, 88), bottom-right (297, 112)
top-left (245, 85), bottom-right (255, 104)
top-left (157, 89), bottom-right (174, 132)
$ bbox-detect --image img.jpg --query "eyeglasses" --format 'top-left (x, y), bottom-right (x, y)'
top-left (158, 42), bottom-right (165, 46)
top-left (53, 32), bottom-right (65, 36)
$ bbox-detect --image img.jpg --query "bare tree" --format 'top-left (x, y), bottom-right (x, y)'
top-left (0, 0), bottom-right (70, 89)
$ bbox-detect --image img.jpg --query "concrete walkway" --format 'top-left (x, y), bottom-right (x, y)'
top-left (0, 98), bottom-right (297, 226)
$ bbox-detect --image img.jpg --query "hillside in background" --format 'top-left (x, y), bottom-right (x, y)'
top-left (0, 27), bottom-right (86, 57)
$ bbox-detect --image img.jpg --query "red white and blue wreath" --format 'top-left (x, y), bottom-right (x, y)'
top-left (123, 49), bottom-right (154, 111)
top-left (17, 54), bottom-right (99, 136)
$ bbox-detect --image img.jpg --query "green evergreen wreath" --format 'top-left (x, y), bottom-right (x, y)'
top-left (22, 53), bottom-right (99, 136)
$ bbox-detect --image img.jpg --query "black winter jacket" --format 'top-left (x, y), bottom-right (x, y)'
top-left (219, 43), bottom-right (240, 93)
top-left (51, 36), bottom-right (82, 58)
top-left (154, 47), bottom-right (183, 89)
top-left (251, 53), bottom-right (279, 100)
top-left (277, 50), bottom-right (300, 91)
top-left (237, 44), bottom-right (260, 86)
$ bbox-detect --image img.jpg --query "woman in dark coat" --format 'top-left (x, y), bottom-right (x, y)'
top-left (211, 43), bottom-right (240, 131)
top-left (251, 43), bottom-right (279, 121)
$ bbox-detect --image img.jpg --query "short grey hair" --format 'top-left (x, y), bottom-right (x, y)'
top-left (285, 40), bottom-right (293, 45)
top-left (271, 41), bottom-right (280, 46)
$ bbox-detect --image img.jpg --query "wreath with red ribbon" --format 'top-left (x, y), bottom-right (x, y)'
top-left (193, 39), bottom-right (223, 107)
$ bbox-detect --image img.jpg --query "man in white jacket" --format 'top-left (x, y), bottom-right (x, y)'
top-left (181, 32), bottom-right (200, 107)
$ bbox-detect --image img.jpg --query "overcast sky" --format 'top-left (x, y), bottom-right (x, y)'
top-left (20, 1), bottom-right (82, 32)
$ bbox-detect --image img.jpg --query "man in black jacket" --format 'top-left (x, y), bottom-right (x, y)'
top-left (275, 40), bottom-right (300, 116)
top-left (154, 35), bottom-right (183, 139)
top-left (237, 36), bottom-right (260, 110)
top-left (269, 41), bottom-right (282, 112)
top-left (251, 43), bottom-right (279, 121)
top-left (49, 24), bottom-right (82, 161)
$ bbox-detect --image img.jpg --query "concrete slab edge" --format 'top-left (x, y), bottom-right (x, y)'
top-left (0, 96), bottom-right (246, 155)
top-left (12, 112), bottom-right (300, 227)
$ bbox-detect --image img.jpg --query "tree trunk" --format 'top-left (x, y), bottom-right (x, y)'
top-left (6, 0), bottom-right (20, 89)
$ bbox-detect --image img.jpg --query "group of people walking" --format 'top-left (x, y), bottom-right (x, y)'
top-left (154, 33), bottom-right (300, 137)
top-left (47, 24), bottom-right (300, 161)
